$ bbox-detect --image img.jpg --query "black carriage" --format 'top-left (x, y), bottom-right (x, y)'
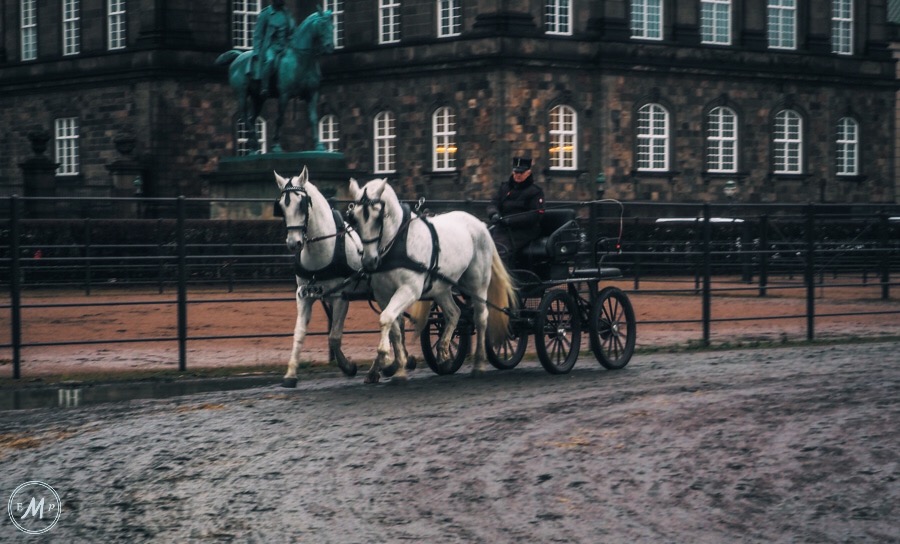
top-left (419, 209), bottom-right (637, 375)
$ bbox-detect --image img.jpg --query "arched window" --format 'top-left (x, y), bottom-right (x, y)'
top-left (706, 106), bottom-right (738, 173)
top-left (773, 109), bottom-right (802, 174)
top-left (836, 117), bottom-right (859, 176)
top-left (319, 114), bottom-right (340, 152)
top-left (432, 107), bottom-right (457, 171)
top-left (374, 111), bottom-right (396, 173)
top-left (549, 105), bottom-right (577, 170)
top-left (237, 117), bottom-right (267, 156)
top-left (636, 103), bottom-right (669, 171)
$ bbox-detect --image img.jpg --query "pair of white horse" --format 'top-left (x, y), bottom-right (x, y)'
top-left (274, 167), bottom-right (515, 387)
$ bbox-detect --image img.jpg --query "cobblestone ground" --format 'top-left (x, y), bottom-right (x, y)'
top-left (1, 342), bottom-right (898, 542)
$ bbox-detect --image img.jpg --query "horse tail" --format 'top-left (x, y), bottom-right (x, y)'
top-left (408, 300), bottom-right (432, 338)
top-left (487, 245), bottom-right (517, 346)
top-left (215, 50), bottom-right (241, 66)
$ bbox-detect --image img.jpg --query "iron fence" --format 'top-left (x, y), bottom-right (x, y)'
top-left (2, 195), bottom-right (899, 379)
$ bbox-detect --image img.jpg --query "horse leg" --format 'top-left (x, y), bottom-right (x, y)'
top-left (282, 292), bottom-right (314, 388)
top-left (308, 92), bottom-right (325, 151)
top-left (272, 95), bottom-right (288, 153)
top-left (327, 297), bottom-right (357, 377)
top-left (364, 287), bottom-right (418, 384)
top-left (432, 291), bottom-right (461, 368)
top-left (470, 295), bottom-right (490, 376)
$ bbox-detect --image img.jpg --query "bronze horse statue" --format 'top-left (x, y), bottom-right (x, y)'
top-left (216, 8), bottom-right (334, 153)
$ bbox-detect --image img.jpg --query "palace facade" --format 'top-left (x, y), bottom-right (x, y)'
top-left (0, 0), bottom-right (896, 215)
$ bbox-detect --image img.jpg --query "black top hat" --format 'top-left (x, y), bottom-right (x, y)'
top-left (511, 155), bottom-right (532, 173)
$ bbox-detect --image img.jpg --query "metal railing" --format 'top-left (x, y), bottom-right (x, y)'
top-left (2, 195), bottom-right (898, 379)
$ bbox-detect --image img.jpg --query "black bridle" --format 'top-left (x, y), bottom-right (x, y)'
top-left (274, 185), bottom-right (313, 236)
top-left (349, 188), bottom-right (389, 251)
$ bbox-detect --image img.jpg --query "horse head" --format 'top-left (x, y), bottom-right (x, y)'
top-left (274, 166), bottom-right (314, 252)
top-left (348, 178), bottom-right (396, 272)
top-left (292, 7), bottom-right (335, 55)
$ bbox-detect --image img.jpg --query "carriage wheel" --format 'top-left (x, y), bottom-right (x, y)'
top-left (486, 327), bottom-right (528, 370)
top-left (589, 287), bottom-right (636, 370)
top-left (419, 303), bottom-right (470, 375)
top-left (533, 290), bottom-right (581, 374)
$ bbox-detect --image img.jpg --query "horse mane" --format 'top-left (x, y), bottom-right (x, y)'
top-left (292, 9), bottom-right (333, 50)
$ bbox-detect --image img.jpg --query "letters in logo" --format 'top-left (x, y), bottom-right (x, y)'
top-left (7, 481), bottom-right (61, 534)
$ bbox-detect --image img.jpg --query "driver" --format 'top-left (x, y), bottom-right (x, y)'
top-left (486, 154), bottom-right (545, 266)
top-left (252, 0), bottom-right (296, 98)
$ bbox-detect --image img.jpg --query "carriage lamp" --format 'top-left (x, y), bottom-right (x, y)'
top-left (595, 173), bottom-right (607, 198)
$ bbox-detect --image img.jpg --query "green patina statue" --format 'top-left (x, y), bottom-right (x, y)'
top-left (216, 5), bottom-right (335, 153)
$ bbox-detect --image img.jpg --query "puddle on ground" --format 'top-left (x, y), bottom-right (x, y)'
top-left (0, 376), bottom-right (278, 411)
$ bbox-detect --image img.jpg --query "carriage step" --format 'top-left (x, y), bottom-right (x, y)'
top-left (571, 267), bottom-right (622, 279)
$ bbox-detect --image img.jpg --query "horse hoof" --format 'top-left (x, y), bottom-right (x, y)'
top-left (381, 360), bottom-right (400, 378)
top-left (339, 362), bottom-right (358, 378)
top-left (364, 374), bottom-right (380, 385)
top-left (281, 377), bottom-right (298, 388)
top-left (387, 375), bottom-right (409, 386)
top-left (405, 356), bottom-right (417, 371)
top-left (470, 368), bottom-right (486, 378)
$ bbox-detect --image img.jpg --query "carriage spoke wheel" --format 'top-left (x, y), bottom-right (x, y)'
top-left (589, 286), bottom-right (636, 370)
top-left (486, 327), bottom-right (528, 370)
top-left (419, 303), bottom-right (469, 375)
top-left (534, 290), bottom-right (581, 374)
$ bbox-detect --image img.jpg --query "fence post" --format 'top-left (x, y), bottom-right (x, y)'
top-left (10, 196), bottom-right (22, 379)
top-left (758, 213), bottom-right (768, 297)
top-left (702, 203), bottom-right (712, 346)
top-left (176, 196), bottom-right (188, 371)
top-left (879, 210), bottom-right (890, 300)
top-left (805, 204), bottom-right (815, 341)
top-left (83, 218), bottom-right (92, 296)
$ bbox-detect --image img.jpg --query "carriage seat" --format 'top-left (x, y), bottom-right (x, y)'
top-left (519, 209), bottom-right (581, 262)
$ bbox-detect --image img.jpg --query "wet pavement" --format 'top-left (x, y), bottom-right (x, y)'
top-left (1, 343), bottom-right (898, 542)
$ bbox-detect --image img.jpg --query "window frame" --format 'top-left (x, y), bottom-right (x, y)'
top-left (631, 0), bottom-right (663, 41)
top-left (324, 0), bottom-right (344, 48)
top-left (831, 0), bottom-right (853, 55)
top-left (374, 111), bottom-right (397, 174)
top-left (549, 105), bottom-right (578, 171)
top-left (432, 107), bottom-right (457, 172)
top-left (379, 0), bottom-right (401, 45)
top-left (437, 0), bottom-right (461, 38)
top-left (706, 106), bottom-right (739, 173)
top-left (232, 0), bottom-right (260, 50)
top-left (107, 0), bottom-right (127, 50)
top-left (236, 117), bottom-right (267, 156)
top-left (21, 0), bottom-right (37, 61)
top-left (700, 0), bottom-right (731, 45)
top-left (772, 109), bottom-right (803, 174)
top-left (55, 117), bottom-right (80, 176)
top-left (62, 0), bottom-right (81, 56)
top-left (545, 0), bottom-right (572, 36)
top-left (636, 103), bottom-right (670, 172)
top-left (767, 0), bottom-right (797, 50)
top-left (319, 114), bottom-right (340, 153)
top-left (835, 116), bottom-right (859, 176)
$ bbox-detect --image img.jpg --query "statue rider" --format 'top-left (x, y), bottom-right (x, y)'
top-left (252, 0), bottom-right (296, 99)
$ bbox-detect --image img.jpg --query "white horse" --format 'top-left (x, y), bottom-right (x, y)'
top-left (347, 177), bottom-right (516, 383)
top-left (274, 168), bottom-right (416, 387)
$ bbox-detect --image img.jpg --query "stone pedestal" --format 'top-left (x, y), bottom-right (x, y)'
top-left (19, 130), bottom-right (60, 218)
top-left (205, 151), bottom-right (361, 219)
